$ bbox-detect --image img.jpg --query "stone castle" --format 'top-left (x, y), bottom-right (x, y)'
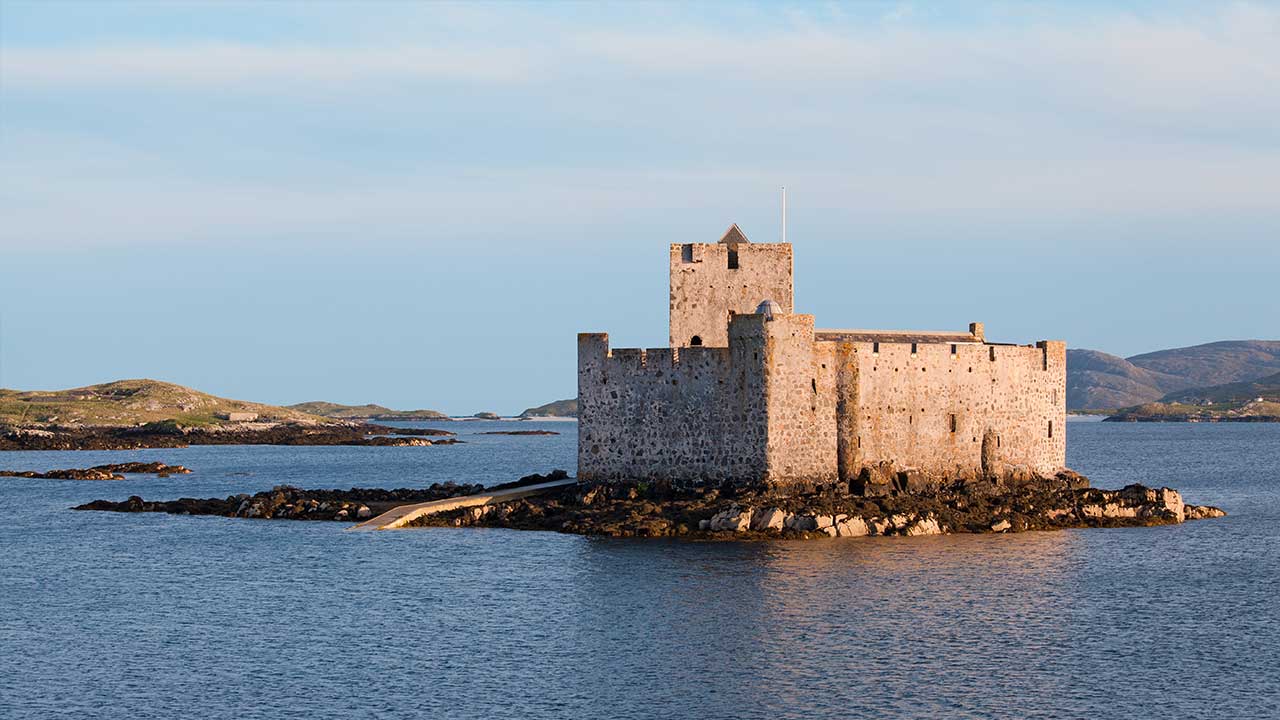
top-left (578, 224), bottom-right (1066, 489)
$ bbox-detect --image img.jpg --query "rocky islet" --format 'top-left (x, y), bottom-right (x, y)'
top-left (1, 462), bottom-right (192, 481)
top-left (0, 422), bottom-right (459, 451)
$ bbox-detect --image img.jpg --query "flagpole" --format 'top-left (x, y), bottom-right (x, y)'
top-left (781, 185), bottom-right (787, 244)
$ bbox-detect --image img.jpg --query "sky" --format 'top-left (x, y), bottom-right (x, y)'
top-left (1, 1), bottom-right (1277, 414)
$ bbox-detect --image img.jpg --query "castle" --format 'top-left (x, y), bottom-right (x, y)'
top-left (578, 225), bottom-right (1066, 489)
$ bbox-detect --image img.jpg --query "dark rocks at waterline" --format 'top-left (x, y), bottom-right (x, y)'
top-left (3, 467), bottom-right (121, 481)
top-left (484, 469), bottom-right (570, 491)
top-left (360, 436), bottom-right (461, 447)
top-left (384, 427), bottom-right (456, 436)
top-left (75, 482), bottom-right (490, 521)
top-left (72, 471), bottom-right (572, 522)
top-left (1, 462), bottom-right (193, 481)
top-left (0, 423), bottom-right (463, 451)
top-left (407, 474), bottom-right (1226, 539)
top-left (476, 430), bottom-right (561, 436)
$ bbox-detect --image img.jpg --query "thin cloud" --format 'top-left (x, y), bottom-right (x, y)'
top-left (1, 43), bottom-right (537, 87)
top-left (1, 3), bottom-right (1278, 248)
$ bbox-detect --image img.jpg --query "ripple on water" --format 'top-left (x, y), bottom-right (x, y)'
top-left (0, 421), bottom-right (1277, 719)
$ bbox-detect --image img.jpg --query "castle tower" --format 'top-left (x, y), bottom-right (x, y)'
top-left (669, 224), bottom-right (794, 349)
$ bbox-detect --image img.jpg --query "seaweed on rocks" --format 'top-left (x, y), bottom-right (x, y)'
top-left (405, 471), bottom-right (1226, 539)
top-left (2, 462), bottom-right (192, 481)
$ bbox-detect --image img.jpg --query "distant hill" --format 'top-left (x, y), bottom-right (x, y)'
top-left (1105, 371), bottom-right (1280, 422)
top-left (286, 401), bottom-right (449, 421)
top-left (1128, 341), bottom-right (1280, 388)
top-left (0, 379), bottom-right (331, 428)
top-left (1159, 371), bottom-right (1280, 405)
top-left (1065, 349), bottom-right (1190, 410)
top-left (1067, 340), bottom-right (1280, 411)
top-left (520, 398), bottom-right (578, 418)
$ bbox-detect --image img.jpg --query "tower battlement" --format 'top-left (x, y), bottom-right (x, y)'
top-left (669, 224), bottom-right (794, 349)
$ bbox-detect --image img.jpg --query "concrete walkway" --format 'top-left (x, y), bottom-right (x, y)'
top-left (348, 477), bottom-right (578, 531)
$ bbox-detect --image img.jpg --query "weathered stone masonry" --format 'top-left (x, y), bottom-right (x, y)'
top-left (579, 224), bottom-right (1066, 487)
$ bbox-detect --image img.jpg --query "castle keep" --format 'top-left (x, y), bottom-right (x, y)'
top-left (578, 225), bottom-right (1066, 488)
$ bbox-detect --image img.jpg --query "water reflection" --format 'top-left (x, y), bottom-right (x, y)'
top-left (568, 531), bottom-right (1082, 717)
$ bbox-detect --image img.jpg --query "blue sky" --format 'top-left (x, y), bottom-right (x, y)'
top-left (2, 1), bottom-right (1277, 413)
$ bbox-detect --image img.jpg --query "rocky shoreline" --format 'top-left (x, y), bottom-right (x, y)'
top-left (2, 462), bottom-right (192, 481)
top-left (406, 470), bottom-right (1226, 539)
top-left (74, 471), bottom-right (571, 521)
top-left (0, 422), bottom-right (458, 451)
top-left (73, 466), bottom-right (1225, 539)
top-left (477, 430), bottom-right (561, 436)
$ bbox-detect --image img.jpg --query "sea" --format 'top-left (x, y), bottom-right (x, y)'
top-left (1, 419), bottom-right (1277, 719)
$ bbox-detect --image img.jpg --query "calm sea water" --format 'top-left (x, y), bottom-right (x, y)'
top-left (1, 420), bottom-right (1277, 719)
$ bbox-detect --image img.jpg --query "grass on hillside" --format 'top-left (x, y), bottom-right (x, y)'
top-left (0, 379), bottom-right (332, 428)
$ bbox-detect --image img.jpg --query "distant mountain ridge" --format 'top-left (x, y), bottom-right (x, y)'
top-left (1068, 340), bottom-right (1280, 411)
top-left (286, 401), bottom-right (449, 421)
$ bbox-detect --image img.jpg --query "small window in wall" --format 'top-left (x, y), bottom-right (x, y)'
top-left (997, 435), bottom-right (1001, 448)
top-left (949, 414), bottom-right (957, 433)
top-left (690, 336), bottom-right (702, 346)
top-left (873, 342), bottom-right (880, 355)
top-left (1048, 420), bottom-right (1054, 438)
top-left (951, 344), bottom-right (957, 356)
top-left (911, 342), bottom-right (918, 355)
top-left (681, 243), bottom-right (694, 263)
top-left (727, 249), bottom-right (739, 269)
top-left (989, 346), bottom-right (997, 362)
top-left (811, 378), bottom-right (817, 393)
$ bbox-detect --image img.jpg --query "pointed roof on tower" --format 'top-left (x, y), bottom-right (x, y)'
top-left (718, 223), bottom-right (749, 245)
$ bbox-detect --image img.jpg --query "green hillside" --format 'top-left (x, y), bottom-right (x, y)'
top-left (519, 398), bottom-right (578, 418)
top-left (0, 379), bottom-right (331, 428)
top-left (1105, 372), bottom-right (1280, 421)
top-left (287, 401), bottom-right (449, 421)
top-left (1160, 371), bottom-right (1280, 405)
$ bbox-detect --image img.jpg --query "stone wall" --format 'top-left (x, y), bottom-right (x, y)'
top-left (577, 332), bottom-right (770, 484)
top-left (835, 339), bottom-right (1067, 478)
top-left (669, 242), bottom-right (793, 349)
top-left (751, 313), bottom-right (839, 485)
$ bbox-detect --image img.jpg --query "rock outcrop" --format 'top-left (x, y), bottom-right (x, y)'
top-left (1, 462), bottom-right (192, 481)
top-left (75, 482), bottom-right (487, 520)
top-left (74, 465), bottom-right (1226, 540)
top-left (477, 430), bottom-right (560, 436)
top-left (74, 471), bottom-right (571, 521)
top-left (0, 423), bottom-right (461, 451)
top-left (406, 470), bottom-right (1225, 539)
